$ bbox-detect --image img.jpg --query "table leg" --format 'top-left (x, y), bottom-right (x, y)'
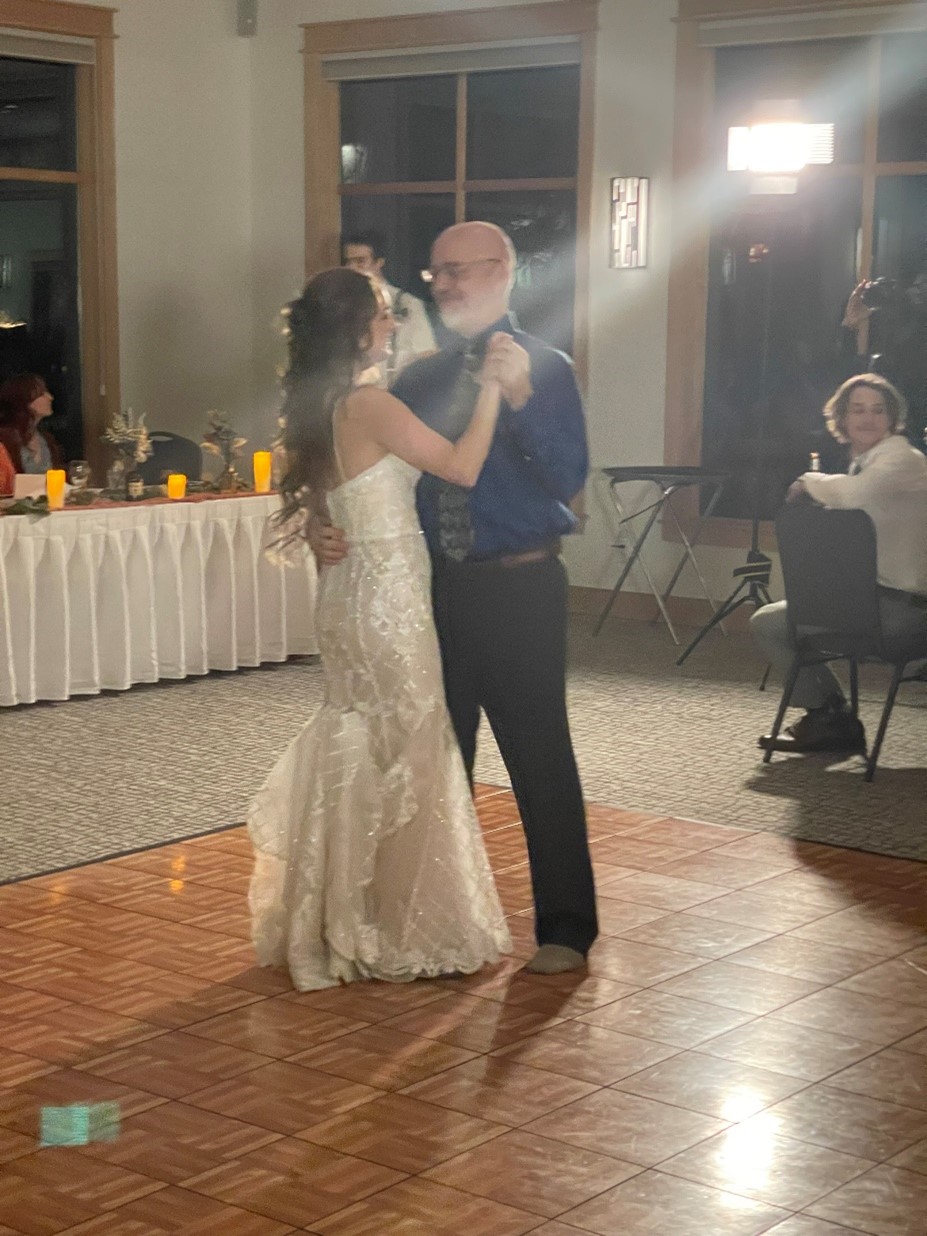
top-left (594, 482), bottom-right (677, 640)
top-left (660, 481), bottom-right (727, 634)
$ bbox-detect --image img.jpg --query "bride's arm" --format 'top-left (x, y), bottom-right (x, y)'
top-left (345, 379), bottom-right (501, 489)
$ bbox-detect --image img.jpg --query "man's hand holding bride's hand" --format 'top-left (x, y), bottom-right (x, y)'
top-left (481, 333), bottom-right (532, 410)
top-left (309, 519), bottom-right (349, 567)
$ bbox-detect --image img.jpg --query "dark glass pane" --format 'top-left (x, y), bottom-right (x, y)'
top-left (0, 56), bottom-right (76, 171)
top-left (340, 192), bottom-right (455, 319)
top-left (878, 34), bottom-right (927, 162)
top-left (869, 176), bottom-right (927, 443)
top-left (465, 190), bottom-right (576, 354)
top-left (714, 40), bottom-right (867, 167)
top-left (701, 177), bottom-right (862, 519)
top-left (466, 66), bottom-right (579, 180)
top-left (340, 76), bottom-right (456, 184)
top-left (0, 181), bottom-right (83, 458)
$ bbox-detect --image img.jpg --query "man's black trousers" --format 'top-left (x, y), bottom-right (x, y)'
top-left (431, 553), bottom-right (598, 956)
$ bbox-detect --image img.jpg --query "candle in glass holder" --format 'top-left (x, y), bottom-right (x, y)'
top-left (253, 451), bottom-right (272, 494)
top-left (166, 473), bottom-right (187, 500)
top-left (46, 469), bottom-right (66, 510)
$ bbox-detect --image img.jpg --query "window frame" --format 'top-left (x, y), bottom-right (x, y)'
top-left (301, 1), bottom-right (598, 383)
top-left (667, 0), bottom-right (927, 548)
top-left (0, 0), bottom-right (119, 476)
top-left (0, 1), bottom-right (119, 477)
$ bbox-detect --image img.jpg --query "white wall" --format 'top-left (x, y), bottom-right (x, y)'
top-left (74, 0), bottom-right (256, 441)
top-left (71, 0), bottom-right (753, 598)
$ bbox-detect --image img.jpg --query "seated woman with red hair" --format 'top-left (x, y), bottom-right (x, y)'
top-left (0, 440), bottom-right (14, 496)
top-left (0, 374), bottom-right (63, 495)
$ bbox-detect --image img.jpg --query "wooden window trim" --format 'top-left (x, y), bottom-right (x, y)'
top-left (676, 0), bottom-right (923, 19)
top-left (302, 0), bottom-right (597, 384)
top-left (0, 0), bottom-right (119, 478)
top-left (0, 167), bottom-right (79, 182)
top-left (664, 0), bottom-right (927, 549)
top-left (0, 0), bottom-right (113, 39)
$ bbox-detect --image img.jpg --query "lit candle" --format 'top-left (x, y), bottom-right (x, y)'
top-left (166, 473), bottom-right (187, 500)
top-left (46, 469), bottom-right (66, 510)
top-left (253, 450), bottom-right (272, 494)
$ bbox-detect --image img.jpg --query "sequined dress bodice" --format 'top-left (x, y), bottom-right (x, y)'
top-left (326, 453), bottom-right (423, 544)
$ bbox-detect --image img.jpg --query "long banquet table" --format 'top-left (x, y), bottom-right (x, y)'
top-left (0, 493), bottom-right (318, 707)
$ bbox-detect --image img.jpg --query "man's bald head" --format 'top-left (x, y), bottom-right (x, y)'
top-left (428, 222), bottom-right (517, 337)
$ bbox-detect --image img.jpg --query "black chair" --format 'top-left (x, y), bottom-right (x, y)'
top-left (763, 503), bottom-right (927, 782)
top-left (138, 432), bottom-right (202, 484)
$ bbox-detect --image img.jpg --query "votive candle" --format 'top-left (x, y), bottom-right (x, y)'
top-left (166, 473), bottom-right (187, 500)
top-left (253, 451), bottom-right (272, 494)
top-left (46, 469), bottom-right (66, 510)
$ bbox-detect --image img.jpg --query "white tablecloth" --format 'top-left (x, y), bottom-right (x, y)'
top-left (0, 495), bottom-right (318, 706)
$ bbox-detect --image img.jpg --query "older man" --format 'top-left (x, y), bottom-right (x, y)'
top-left (322, 221), bottom-right (597, 974)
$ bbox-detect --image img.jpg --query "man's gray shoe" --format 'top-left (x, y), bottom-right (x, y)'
top-left (524, 945), bottom-right (586, 975)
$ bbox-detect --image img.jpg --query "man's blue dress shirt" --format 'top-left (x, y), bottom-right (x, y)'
top-left (390, 315), bottom-right (589, 559)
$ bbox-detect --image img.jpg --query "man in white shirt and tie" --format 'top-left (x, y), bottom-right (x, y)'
top-left (342, 230), bottom-right (436, 381)
top-left (753, 374), bottom-right (927, 753)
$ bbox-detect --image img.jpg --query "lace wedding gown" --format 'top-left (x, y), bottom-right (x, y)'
top-left (248, 454), bottom-right (511, 990)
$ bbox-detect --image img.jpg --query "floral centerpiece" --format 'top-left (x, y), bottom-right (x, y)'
top-left (202, 410), bottom-right (247, 492)
top-left (103, 408), bottom-right (152, 466)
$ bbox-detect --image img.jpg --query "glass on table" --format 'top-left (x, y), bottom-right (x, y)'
top-left (68, 459), bottom-right (91, 490)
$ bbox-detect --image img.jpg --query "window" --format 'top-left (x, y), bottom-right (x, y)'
top-left (339, 65), bottom-right (580, 353)
top-left (0, 58), bottom-right (82, 458)
top-left (0, 3), bottom-right (119, 472)
top-left (303, 2), bottom-right (596, 372)
top-left (695, 31), bottom-right (927, 521)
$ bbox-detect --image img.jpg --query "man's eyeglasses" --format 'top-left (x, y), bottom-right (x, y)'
top-left (421, 258), bottom-right (502, 284)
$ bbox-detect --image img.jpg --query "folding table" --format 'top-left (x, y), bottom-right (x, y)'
top-left (594, 465), bottom-right (728, 643)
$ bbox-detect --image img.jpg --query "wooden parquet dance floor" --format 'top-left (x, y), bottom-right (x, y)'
top-left (1, 786), bottom-right (926, 1234)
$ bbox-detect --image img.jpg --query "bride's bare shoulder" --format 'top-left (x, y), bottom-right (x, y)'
top-left (342, 386), bottom-right (405, 421)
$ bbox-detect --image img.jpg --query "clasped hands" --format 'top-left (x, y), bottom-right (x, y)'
top-left (312, 335), bottom-right (533, 568)
top-left (480, 332), bottom-right (533, 410)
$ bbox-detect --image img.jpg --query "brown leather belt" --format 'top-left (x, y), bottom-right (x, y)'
top-left (467, 540), bottom-right (561, 568)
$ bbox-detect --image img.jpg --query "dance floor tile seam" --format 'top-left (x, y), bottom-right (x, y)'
top-left (1, 788), bottom-right (925, 1236)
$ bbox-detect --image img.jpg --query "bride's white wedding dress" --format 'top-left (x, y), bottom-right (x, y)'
top-left (248, 454), bottom-right (511, 990)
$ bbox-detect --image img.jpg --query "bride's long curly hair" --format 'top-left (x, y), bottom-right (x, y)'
top-left (274, 267), bottom-right (378, 540)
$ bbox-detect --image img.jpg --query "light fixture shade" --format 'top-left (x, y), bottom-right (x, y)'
top-left (610, 177), bottom-right (649, 269)
top-left (727, 123), bottom-right (835, 172)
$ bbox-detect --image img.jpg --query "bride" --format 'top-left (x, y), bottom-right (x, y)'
top-left (248, 267), bottom-right (512, 990)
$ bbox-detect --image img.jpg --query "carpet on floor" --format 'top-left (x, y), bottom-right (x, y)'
top-left (3, 615), bottom-right (926, 881)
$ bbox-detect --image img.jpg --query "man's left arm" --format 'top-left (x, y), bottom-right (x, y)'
top-left (489, 336), bottom-right (588, 503)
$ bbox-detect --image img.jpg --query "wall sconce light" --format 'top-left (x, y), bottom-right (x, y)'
top-left (610, 177), bottom-right (649, 269)
top-left (0, 256), bottom-right (12, 290)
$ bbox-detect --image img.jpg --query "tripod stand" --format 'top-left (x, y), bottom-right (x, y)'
top-left (676, 220), bottom-right (779, 668)
top-left (675, 528), bottom-right (774, 665)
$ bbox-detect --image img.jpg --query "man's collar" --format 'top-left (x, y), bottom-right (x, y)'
top-left (451, 314), bottom-right (515, 359)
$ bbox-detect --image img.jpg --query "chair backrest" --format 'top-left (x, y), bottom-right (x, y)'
top-left (775, 503), bottom-right (881, 657)
top-left (138, 432), bottom-right (202, 484)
